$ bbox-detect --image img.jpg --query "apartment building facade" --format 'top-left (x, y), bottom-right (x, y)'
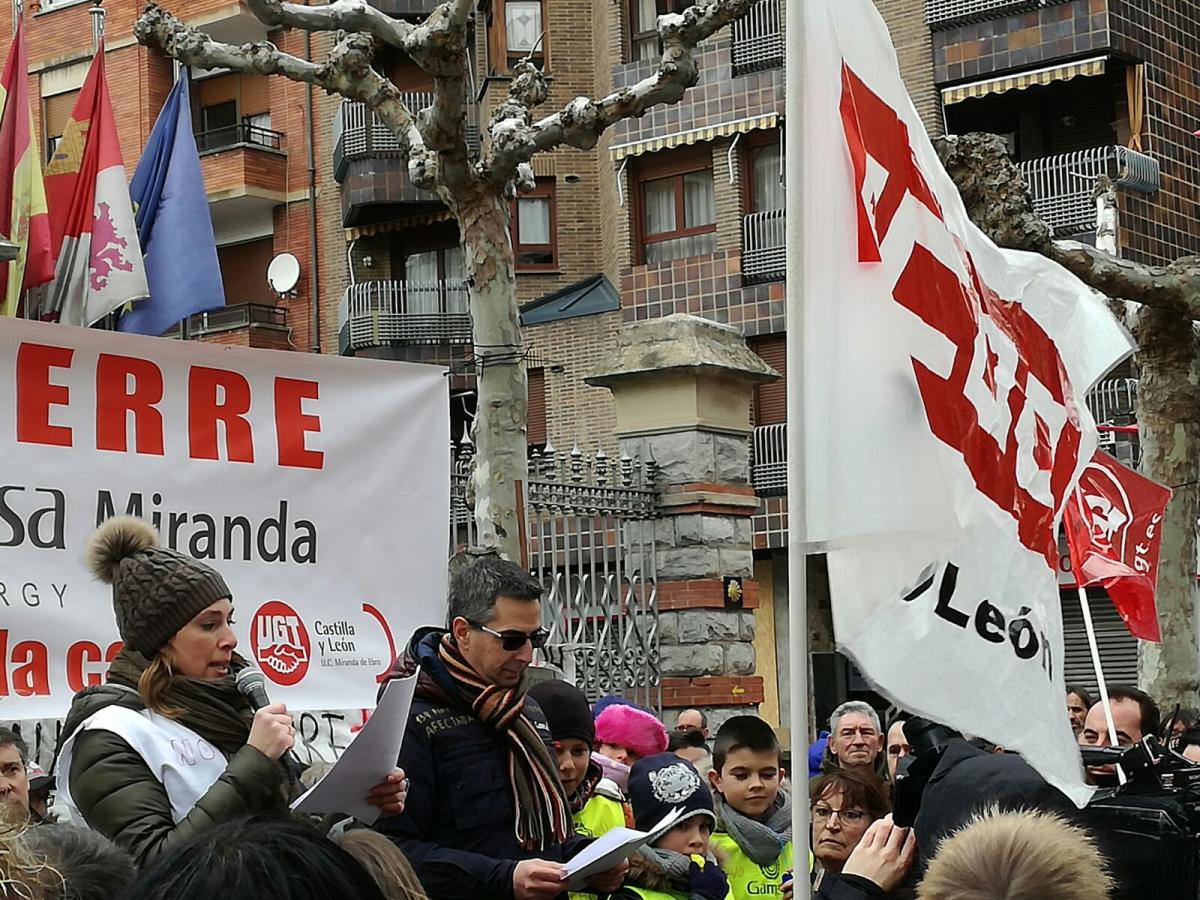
top-left (8, 0), bottom-right (322, 351)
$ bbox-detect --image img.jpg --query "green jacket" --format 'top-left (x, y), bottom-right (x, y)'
top-left (709, 833), bottom-right (792, 899)
top-left (58, 684), bottom-right (286, 868)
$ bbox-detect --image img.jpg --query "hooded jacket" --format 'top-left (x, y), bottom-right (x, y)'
top-left (376, 628), bottom-right (591, 900)
top-left (56, 682), bottom-right (285, 868)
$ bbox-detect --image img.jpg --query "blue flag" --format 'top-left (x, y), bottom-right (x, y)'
top-left (119, 69), bottom-right (224, 335)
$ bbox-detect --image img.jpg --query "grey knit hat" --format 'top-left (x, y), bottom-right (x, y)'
top-left (86, 516), bottom-right (232, 655)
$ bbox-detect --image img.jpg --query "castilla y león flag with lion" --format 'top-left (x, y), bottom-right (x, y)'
top-left (799, 0), bottom-right (1133, 804)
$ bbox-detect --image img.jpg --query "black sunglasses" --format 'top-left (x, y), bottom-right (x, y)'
top-left (470, 622), bottom-right (551, 651)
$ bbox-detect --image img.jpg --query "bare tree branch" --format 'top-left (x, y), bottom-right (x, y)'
top-left (936, 132), bottom-right (1200, 319)
top-left (135, 2), bottom-right (441, 191)
top-left (482, 0), bottom-right (757, 184)
top-left (409, 0), bottom-right (474, 188)
top-left (240, 0), bottom-right (414, 48)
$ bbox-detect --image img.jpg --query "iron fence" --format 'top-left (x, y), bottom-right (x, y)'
top-left (1019, 146), bottom-right (1161, 237)
top-left (451, 441), bottom-right (662, 710)
top-left (742, 209), bottom-right (785, 283)
top-left (731, 0), bottom-right (783, 75)
top-left (924, 0), bottom-right (1069, 29)
top-left (195, 123), bottom-right (284, 154)
top-left (333, 96), bottom-right (480, 181)
top-left (338, 280), bottom-right (472, 353)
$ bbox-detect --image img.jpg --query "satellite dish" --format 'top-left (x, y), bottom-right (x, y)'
top-left (267, 253), bottom-right (301, 296)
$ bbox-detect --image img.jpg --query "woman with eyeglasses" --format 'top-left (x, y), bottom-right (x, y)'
top-left (809, 768), bottom-right (891, 892)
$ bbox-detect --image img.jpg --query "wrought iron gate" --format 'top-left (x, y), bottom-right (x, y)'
top-left (452, 442), bottom-right (662, 710)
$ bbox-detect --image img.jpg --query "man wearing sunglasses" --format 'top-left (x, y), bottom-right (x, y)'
top-left (378, 552), bottom-right (627, 900)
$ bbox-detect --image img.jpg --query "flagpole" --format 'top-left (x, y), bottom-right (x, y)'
top-left (1077, 585), bottom-right (1127, 786)
top-left (785, 0), bottom-right (811, 894)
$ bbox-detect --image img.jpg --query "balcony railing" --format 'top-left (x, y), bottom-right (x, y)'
top-left (162, 303), bottom-right (287, 338)
top-left (333, 95), bottom-right (479, 182)
top-left (742, 209), bottom-right (785, 283)
top-left (195, 123), bottom-right (284, 154)
top-left (338, 280), bottom-right (472, 353)
top-left (750, 378), bottom-right (1142, 496)
top-left (924, 0), bottom-right (1070, 29)
top-left (1019, 146), bottom-right (1160, 236)
top-left (731, 0), bottom-right (782, 75)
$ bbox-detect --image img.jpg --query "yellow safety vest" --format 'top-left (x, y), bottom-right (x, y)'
top-left (709, 833), bottom-right (793, 899)
top-left (570, 793), bottom-right (629, 900)
top-left (574, 793), bottom-right (627, 838)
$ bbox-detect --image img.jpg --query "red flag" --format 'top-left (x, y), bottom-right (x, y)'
top-left (1064, 451), bottom-right (1172, 641)
top-left (0, 18), bottom-right (55, 315)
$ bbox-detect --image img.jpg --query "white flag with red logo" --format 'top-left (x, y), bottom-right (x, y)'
top-left (1064, 451), bottom-right (1172, 642)
top-left (798, 0), bottom-right (1133, 805)
top-left (41, 44), bottom-right (148, 326)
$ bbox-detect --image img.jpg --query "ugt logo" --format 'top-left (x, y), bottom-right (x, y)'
top-left (839, 63), bottom-right (1083, 567)
top-left (251, 600), bottom-right (311, 686)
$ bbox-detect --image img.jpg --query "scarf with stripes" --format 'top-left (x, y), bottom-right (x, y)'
top-left (437, 634), bottom-right (572, 850)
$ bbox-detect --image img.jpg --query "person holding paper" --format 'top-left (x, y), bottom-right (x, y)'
top-left (55, 517), bottom-right (408, 867)
top-left (377, 553), bottom-right (627, 900)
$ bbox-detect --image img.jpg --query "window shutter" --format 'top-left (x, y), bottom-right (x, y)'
top-left (527, 367), bottom-right (547, 445)
top-left (240, 75), bottom-right (270, 116)
top-left (750, 334), bottom-right (786, 425)
top-left (1061, 591), bottom-right (1138, 696)
top-left (198, 73), bottom-right (238, 108)
top-left (43, 90), bottom-right (79, 140)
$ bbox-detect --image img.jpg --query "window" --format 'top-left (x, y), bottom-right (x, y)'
top-left (750, 143), bottom-right (784, 212)
top-left (488, 0), bottom-right (547, 73)
top-left (637, 152), bottom-right (716, 265)
top-left (512, 179), bottom-right (557, 270)
top-left (402, 245), bottom-right (467, 314)
top-left (527, 367), bottom-right (547, 446)
top-left (43, 89), bottom-right (79, 162)
top-left (750, 334), bottom-right (785, 425)
top-left (628, 0), bottom-right (687, 61)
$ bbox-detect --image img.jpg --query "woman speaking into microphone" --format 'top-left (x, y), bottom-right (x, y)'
top-left (57, 516), bottom-right (407, 866)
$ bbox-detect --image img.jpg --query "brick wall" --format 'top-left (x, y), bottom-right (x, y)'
top-left (876, 0), bottom-right (942, 136)
top-left (524, 310), bottom-right (621, 457)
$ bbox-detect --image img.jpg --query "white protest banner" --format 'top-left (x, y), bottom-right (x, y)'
top-left (0, 317), bottom-right (449, 718)
top-left (798, 0), bottom-right (1133, 804)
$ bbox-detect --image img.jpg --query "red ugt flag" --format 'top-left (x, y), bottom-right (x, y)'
top-left (1064, 451), bottom-right (1172, 642)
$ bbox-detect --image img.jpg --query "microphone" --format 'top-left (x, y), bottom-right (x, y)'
top-left (236, 667), bottom-right (303, 780)
top-left (236, 667), bottom-right (273, 712)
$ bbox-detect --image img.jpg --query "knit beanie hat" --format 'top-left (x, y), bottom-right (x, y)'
top-left (528, 679), bottom-right (595, 748)
top-left (86, 516), bottom-right (232, 655)
top-left (629, 753), bottom-right (716, 840)
top-left (595, 703), bottom-right (669, 760)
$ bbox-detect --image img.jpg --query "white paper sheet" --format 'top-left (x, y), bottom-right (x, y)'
top-left (290, 675), bottom-right (417, 825)
top-left (563, 807), bottom-right (683, 890)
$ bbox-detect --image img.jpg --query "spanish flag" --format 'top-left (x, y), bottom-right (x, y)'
top-left (0, 18), bottom-right (55, 317)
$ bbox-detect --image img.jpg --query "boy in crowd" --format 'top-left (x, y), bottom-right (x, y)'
top-left (708, 716), bottom-right (792, 899)
top-left (612, 754), bottom-right (731, 900)
top-left (528, 680), bottom-right (628, 838)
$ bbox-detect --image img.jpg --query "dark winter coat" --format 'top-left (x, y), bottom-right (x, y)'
top-left (816, 873), bottom-right (888, 899)
top-left (58, 683), bottom-right (286, 867)
top-left (376, 628), bottom-right (591, 900)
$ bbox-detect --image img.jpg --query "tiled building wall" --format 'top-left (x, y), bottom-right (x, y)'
top-left (1109, 0), bottom-right (1200, 265)
top-left (610, 37), bottom-right (785, 148)
top-left (931, 0), bottom-right (1109, 84)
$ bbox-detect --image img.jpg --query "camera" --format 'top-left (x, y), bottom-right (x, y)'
top-left (893, 719), bottom-right (1200, 899)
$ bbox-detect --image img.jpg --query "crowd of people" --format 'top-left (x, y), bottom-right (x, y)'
top-left (0, 515), bottom-right (1189, 899)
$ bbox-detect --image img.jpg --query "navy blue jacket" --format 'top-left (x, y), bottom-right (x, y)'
top-left (377, 629), bottom-right (589, 900)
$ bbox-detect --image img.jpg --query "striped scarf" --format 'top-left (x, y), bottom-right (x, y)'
top-left (437, 634), bottom-right (572, 850)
